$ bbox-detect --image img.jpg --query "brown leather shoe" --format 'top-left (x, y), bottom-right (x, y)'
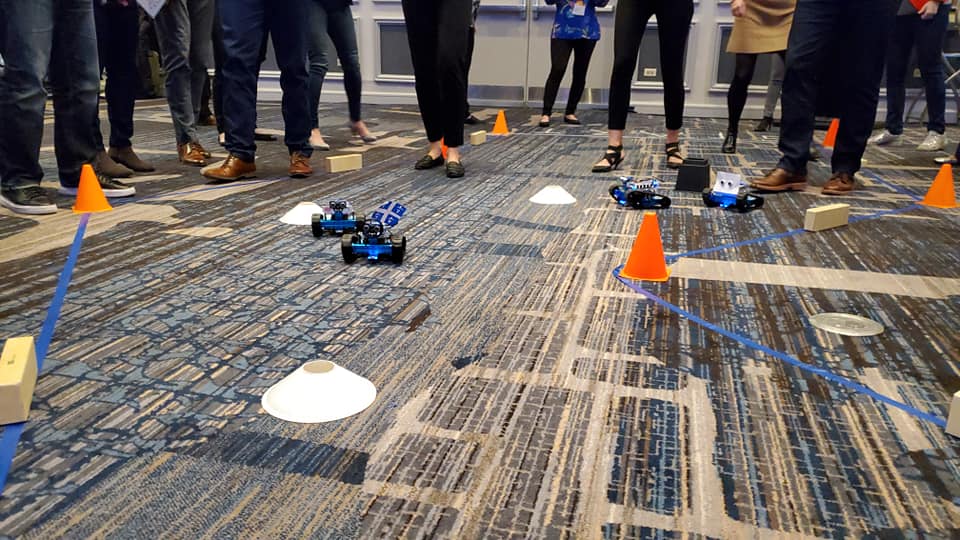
top-left (751, 167), bottom-right (808, 192)
top-left (202, 154), bottom-right (256, 183)
top-left (109, 146), bottom-right (155, 172)
top-left (178, 142), bottom-right (207, 166)
top-left (288, 152), bottom-right (313, 178)
top-left (194, 141), bottom-right (212, 159)
top-left (821, 172), bottom-right (856, 195)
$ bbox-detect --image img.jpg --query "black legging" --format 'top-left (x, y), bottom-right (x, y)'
top-left (542, 38), bottom-right (596, 116)
top-left (608, 0), bottom-right (693, 131)
top-left (727, 51), bottom-right (785, 134)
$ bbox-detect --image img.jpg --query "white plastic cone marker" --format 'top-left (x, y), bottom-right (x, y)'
top-left (261, 360), bottom-right (377, 423)
top-left (280, 201), bottom-right (324, 225)
top-left (529, 185), bottom-right (577, 205)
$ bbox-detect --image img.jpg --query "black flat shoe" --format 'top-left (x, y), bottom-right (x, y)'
top-left (754, 117), bottom-right (773, 132)
top-left (592, 145), bottom-right (624, 173)
top-left (721, 131), bottom-right (737, 154)
top-left (564, 115), bottom-right (581, 125)
top-left (538, 119), bottom-right (550, 128)
top-left (446, 160), bottom-right (465, 178)
top-left (464, 114), bottom-right (480, 125)
top-left (415, 154), bottom-right (444, 170)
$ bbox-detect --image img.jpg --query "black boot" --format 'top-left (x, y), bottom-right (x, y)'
top-left (722, 131), bottom-right (737, 154)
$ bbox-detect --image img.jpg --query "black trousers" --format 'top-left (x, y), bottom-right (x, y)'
top-left (778, 0), bottom-right (897, 175)
top-left (608, 0), bottom-right (693, 131)
top-left (402, 0), bottom-right (472, 147)
top-left (727, 52), bottom-right (785, 134)
top-left (465, 25), bottom-right (475, 115)
top-left (92, 0), bottom-right (139, 150)
top-left (542, 38), bottom-right (596, 116)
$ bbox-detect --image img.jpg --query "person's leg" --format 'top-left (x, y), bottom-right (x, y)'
top-left (916, 4), bottom-right (950, 136)
top-left (269, 0), bottom-right (312, 158)
top-left (218, 0), bottom-right (266, 162)
top-left (883, 15), bottom-right (913, 136)
top-left (327, 6), bottom-right (365, 126)
top-left (306, 0), bottom-right (329, 130)
top-left (565, 39), bottom-right (596, 117)
top-left (402, 0), bottom-right (443, 151)
top-left (92, 0), bottom-right (107, 153)
top-left (212, 0), bottom-right (225, 135)
top-left (760, 52), bottom-right (785, 123)
top-left (727, 54), bottom-right (758, 134)
top-left (436, 0), bottom-right (471, 154)
top-left (542, 39), bottom-right (574, 117)
top-left (829, 0), bottom-right (896, 179)
top-left (607, 0), bottom-right (649, 133)
top-left (102, 1), bottom-right (140, 150)
top-left (655, 0), bottom-right (694, 166)
top-left (187, 0), bottom-right (214, 135)
top-left (154, 0), bottom-right (199, 146)
top-left (464, 24), bottom-right (476, 118)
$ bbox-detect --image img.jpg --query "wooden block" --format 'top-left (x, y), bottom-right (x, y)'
top-left (947, 390), bottom-right (960, 438)
top-left (804, 203), bottom-right (850, 232)
top-left (326, 154), bottom-right (362, 173)
top-left (469, 130), bottom-right (487, 145)
top-left (0, 336), bottom-right (37, 425)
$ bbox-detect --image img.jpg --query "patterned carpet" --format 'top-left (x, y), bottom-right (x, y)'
top-left (0, 102), bottom-right (958, 538)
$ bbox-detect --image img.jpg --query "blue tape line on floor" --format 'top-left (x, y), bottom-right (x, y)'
top-left (0, 213), bottom-right (90, 496)
top-left (612, 266), bottom-right (947, 428)
top-left (862, 170), bottom-right (923, 200)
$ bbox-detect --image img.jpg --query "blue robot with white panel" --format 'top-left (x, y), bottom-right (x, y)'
top-left (702, 171), bottom-right (764, 213)
top-left (609, 177), bottom-right (671, 209)
top-left (342, 201), bottom-right (407, 264)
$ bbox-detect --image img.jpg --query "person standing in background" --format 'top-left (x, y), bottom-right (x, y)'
top-left (464, 0), bottom-right (481, 125)
top-left (92, 0), bottom-right (155, 177)
top-left (402, 0), bottom-right (472, 178)
top-left (721, 0), bottom-right (795, 154)
top-left (752, 0), bottom-right (898, 195)
top-left (538, 0), bottom-right (607, 128)
top-left (754, 54), bottom-right (784, 132)
top-left (593, 0), bottom-right (694, 172)
top-left (869, 0), bottom-right (951, 151)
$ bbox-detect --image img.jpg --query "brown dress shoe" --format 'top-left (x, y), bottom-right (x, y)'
top-left (93, 149), bottom-right (133, 178)
top-left (178, 142), bottom-right (207, 166)
top-left (288, 152), bottom-right (313, 178)
top-left (821, 172), bottom-right (856, 195)
top-left (751, 167), bottom-right (808, 192)
top-left (194, 141), bottom-right (212, 159)
top-left (109, 146), bottom-right (155, 172)
top-left (202, 154), bottom-right (256, 183)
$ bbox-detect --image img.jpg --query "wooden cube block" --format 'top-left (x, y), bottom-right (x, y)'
top-left (947, 390), bottom-right (960, 438)
top-left (326, 154), bottom-right (362, 173)
top-left (469, 131), bottom-right (487, 145)
top-left (804, 203), bottom-right (850, 232)
top-left (0, 336), bottom-right (37, 425)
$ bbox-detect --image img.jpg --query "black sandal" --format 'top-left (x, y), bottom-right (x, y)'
top-left (665, 142), bottom-right (684, 169)
top-left (592, 145), bottom-right (624, 173)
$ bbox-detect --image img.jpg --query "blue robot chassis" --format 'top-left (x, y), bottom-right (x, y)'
top-left (312, 200), bottom-right (365, 237)
top-left (342, 219), bottom-right (406, 264)
top-left (609, 177), bottom-right (671, 209)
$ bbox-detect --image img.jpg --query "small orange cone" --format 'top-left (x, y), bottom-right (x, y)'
top-left (619, 212), bottom-right (671, 282)
top-left (921, 163), bottom-right (958, 209)
top-left (440, 138), bottom-right (448, 159)
top-left (72, 164), bottom-right (112, 213)
top-left (822, 118), bottom-right (839, 149)
top-left (492, 110), bottom-right (509, 135)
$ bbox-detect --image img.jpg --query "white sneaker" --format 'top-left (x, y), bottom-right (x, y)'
top-left (917, 130), bottom-right (946, 151)
top-left (869, 130), bottom-right (900, 146)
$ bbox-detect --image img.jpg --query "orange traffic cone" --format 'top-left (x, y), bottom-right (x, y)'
top-left (619, 212), bottom-right (670, 282)
top-left (921, 163), bottom-right (958, 209)
top-left (492, 110), bottom-right (509, 135)
top-left (72, 164), bottom-right (112, 213)
top-left (822, 118), bottom-right (839, 149)
top-left (441, 138), bottom-right (448, 159)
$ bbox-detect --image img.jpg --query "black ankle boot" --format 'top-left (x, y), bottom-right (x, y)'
top-left (755, 117), bottom-right (773, 132)
top-left (722, 131), bottom-right (737, 154)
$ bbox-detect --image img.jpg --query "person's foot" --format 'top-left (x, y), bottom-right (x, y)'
top-left (592, 145), bottom-right (624, 173)
top-left (310, 129), bottom-right (331, 151)
top-left (58, 173), bottom-right (135, 198)
top-left (754, 116), bottom-right (773, 132)
top-left (665, 142), bottom-right (684, 169)
top-left (464, 114), bottom-right (480, 125)
top-left (446, 160), bottom-right (465, 178)
top-left (934, 154), bottom-right (958, 165)
top-left (288, 151), bottom-right (313, 178)
top-left (721, 131), bottom-right (737, 154)
top-left (917, 130), bottom-right (946, 151)
top-left (821, 172), bottom-right (856, 195)
top-left (414, 154), bottom-right (444, 170)
top-left (178, 142), bottom-right (207, 166)
top-left (254, 128), bottom-right (277, 141)
top-left (869, 130), bottom-right (900, 146)
top-left (195, 141), bottom-right (212, 158)
top-left (751, 167), bottom-right (808, 192)
top-left (563, 114), bottom-right (581, 125)
top-left (0, 186), bottom-right (57, 215)
top-left (539, 115), bottom-right (550, 128)
top-left (351, 121), bottom-right (377, 143)
top-left (93, 149), bottom-right (133, 178)
top-left (199, 115), bottom-right (217, 127)
top-left (202, 154), bottom-right (256, 183)
top-left (109, 146), bottom-right (155, 172)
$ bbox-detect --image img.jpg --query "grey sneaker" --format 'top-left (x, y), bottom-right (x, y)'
top-left (0, 186), bottom-right (58, 215)
top-left (869, 130), bottom-right (900, 146)
top-left (58, 174), bottom-right (135, 198)
top-left (917, 130), bottom-right (946, 151)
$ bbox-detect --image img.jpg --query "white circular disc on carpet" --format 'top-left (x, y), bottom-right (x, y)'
top-left (261, 360), bottom-right (377, 423)
top-left (280, 202), bottom-right (323, 225)
top-left (530, 185), bottom-right (577, 205)
top-left (810, 313), bottom-right (884, 337)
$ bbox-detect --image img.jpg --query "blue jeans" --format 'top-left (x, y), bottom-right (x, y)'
top-left (219, 0), bottom-right (312, 161)
top-left (307, 1), bottom-right (363, 125)
top-left (885, 6), bottom-right (950, 135)
top-left (154, 0), bottom-right (214, 145)
top-left (0, 0), bottom-right (100, 189)
top-left (778, 0), bottom-right (897, 176)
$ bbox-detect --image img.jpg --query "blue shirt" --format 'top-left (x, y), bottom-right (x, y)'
top-left (546, 0), bottom-right (607, 41)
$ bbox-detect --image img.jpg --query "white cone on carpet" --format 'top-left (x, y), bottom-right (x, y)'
top-left (530, 185), bottom-right (576, 205)
top-left (261, 360), bottom-right (376, 423)
top-left (280, 202), bottom-right (323, 225)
